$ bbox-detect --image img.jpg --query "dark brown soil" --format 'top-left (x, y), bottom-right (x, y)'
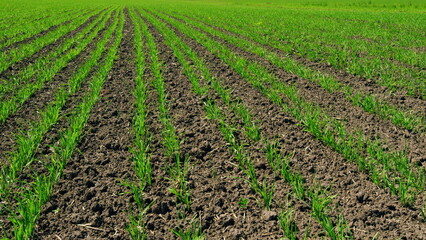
top-left (146, 9), bottom-right (426, 239)
top-left (2, 7), bottom-right (426, 240)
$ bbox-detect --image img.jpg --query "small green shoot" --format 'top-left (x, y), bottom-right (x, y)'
top-left (238, 198), bottom-right (249, 209)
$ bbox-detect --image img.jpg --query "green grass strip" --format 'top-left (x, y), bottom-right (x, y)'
top-left (125, 8), bottom-right (153, 239)
top-left (0, 8), bottom-right (82, 41)
top-left (5, 9), bottom-right (124, 240)
top-left (184, 11), bottom-right (425, 99)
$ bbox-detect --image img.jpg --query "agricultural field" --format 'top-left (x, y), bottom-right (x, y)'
top-left (0, 0), bottom-right (426, 239)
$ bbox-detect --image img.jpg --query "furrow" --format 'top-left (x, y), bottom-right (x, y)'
top-left (145, 11), bottom-right (329, 239)
top-left (135, 9), bottom-right (195, 238)
top-left (141, 10), bottom-right (295, 239)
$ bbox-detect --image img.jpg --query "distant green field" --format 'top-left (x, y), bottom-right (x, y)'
top-left (2, 0), bottom-right (426, 9)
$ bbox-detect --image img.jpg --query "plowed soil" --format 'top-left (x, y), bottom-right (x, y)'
top-left (1, 6), bottom-right (425, 240)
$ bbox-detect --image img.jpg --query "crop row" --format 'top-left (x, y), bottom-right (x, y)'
top-left (128, 8), bottom-right (204, 238)
top-left (0, 8), bottom-right (116, 199)
top-left (126, 8), bottom-right (153, 239)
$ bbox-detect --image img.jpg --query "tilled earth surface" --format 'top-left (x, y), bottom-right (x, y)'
top-left (1, 7), bottom-right (425, 240)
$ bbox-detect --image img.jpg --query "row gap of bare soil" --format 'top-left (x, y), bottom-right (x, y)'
top-left (0, 11), bottom-right (119, 238)
top-left (166, 13), bottom-right (426, 173)
top-left (0, 8), bottom-right (105, 84)
top-left (176, 13), bottom-right (426, 117)
top-left (0, 10), bottom-right (114, 166)
top-left (0, 8), bottom-right (98, 53)
top-left (32, 9), bottom-right (137, 240)
top-left (138, 11), bottom-right (315, 239)
top-left (151, 10), bottom-right (426, 239)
